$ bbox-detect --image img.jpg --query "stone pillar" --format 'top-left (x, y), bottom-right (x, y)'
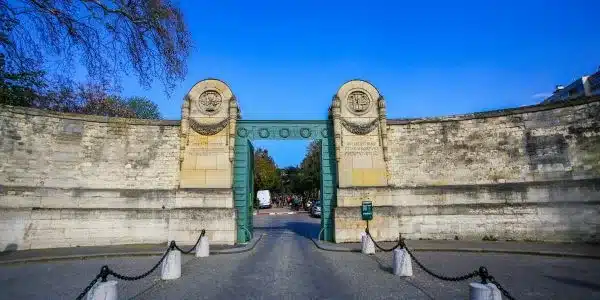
top-left (179, 79), bottom-right (239, 189)
top-left (331, 80), bottom-right (391, 242)
top-left (332, 80), bottom-right (388, 190)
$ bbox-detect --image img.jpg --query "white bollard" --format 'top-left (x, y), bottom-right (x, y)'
top-left (469, 282), bottom-right (502, 300)
top-left (392, 248), bottom-right (413, 276)
top-left (86, 280), bottom-right (117, 300)
top-left (161, 249), bottom-right (181, 280)
top-left (361, 233), bottom-right (375, 255)
top-left (195, 235), bottom-right (210, 258)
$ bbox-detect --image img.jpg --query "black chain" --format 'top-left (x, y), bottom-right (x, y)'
top-left (75, 230), bottom-right (208, 299)
top-left (402, 238), bottom-right (517, 299)
top-left (75, 275), bottom-right (100, 300)
top-left (489, 276), bottom-right (516, 300)
top-left (365, 229), bottom-right (403, 252)
top-left (108, 245), bottom-right (173, 281)
top-left (173, 230), bottom-right (206, 254)
top-left (404, 245), bottom-right (480, 281)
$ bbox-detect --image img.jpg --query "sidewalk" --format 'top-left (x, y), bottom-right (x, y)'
top-left (313, 239), bottom-right (600, 259)
top-left (0, 234), bottom-right (263, 265)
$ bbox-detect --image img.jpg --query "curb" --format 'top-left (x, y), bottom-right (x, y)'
top-left (311, 238), bottom-right (360, 253)
top-left (0, 234), bottom-right (264, 265)
top-left (311, 239), bottom-right (600, 259)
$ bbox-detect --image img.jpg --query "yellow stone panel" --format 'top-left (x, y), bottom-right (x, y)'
top-left (181, 153), bottom-right (197, 170)
top-left (216, 153), bottom-right (230, 170)
top-left (196, 155), bottom-right (217, 169)
top-left (205, 169), bottom-right (231, 188)
top-left (180, 169), bottom-right (206, 188)
top-left (362, 168), bottom-right (387, 186)
top-left (351, 169), bottom-right (363, 186)
top-left (352, 156), bottom-right (373, 169)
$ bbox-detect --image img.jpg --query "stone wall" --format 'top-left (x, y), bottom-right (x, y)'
top-left (335, 97), bottom-right (600, 243)
top-left (387, 98), bottom-right (600, 186)
top-left (0, 106), bottom-right (180, 189)
top-left (0, 105), bottom-right (236, 250)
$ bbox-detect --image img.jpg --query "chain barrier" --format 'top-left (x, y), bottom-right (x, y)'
top-left (173, 229), bottom-right (206, 254)
top-left (398, 236), bottom-right (516, 300)
top-left (75, 274), bottom-right (101, 300)
top-left (365, 228), bottom-right (403, 252)
top-left (109, 244), bottom-right (172, 281)
top-left (75, 230), bottom-right (206, 300)
top-left (403, 245), bottom-right (480, 281)
top-left (488, 276), bottom-right (516, 300)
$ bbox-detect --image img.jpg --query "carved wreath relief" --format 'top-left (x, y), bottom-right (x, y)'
top-left (189, 118), bottom-right (230, 136)
top-left (347, 91), bottom-right (371, 115)
top-left (198, 90), bottom-right (223, 115)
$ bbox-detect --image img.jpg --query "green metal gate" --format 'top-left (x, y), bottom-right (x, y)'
top-left (233, 120), bottom-right (337, 243)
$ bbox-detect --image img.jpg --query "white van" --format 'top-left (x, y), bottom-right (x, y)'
top-left (257, 190), bottom-right (271, 209)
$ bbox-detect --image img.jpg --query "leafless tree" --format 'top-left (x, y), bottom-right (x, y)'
top-left (0, 0), bottom-right (192, 94)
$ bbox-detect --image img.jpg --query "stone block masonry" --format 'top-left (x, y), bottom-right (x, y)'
top-left (386, 98), bottom-right (600, 186)
top-left (0, 186), bottom-right (236, 250)
top-left (0, 105), bottom-right (236, 250)
top-left (2, 81), bottom-right (600, 248)
top-left (0, 106), bottom-right (180, 189)
top-left (335, 179), bottom-right (600, 242)
top-left (335, 97), bottom-right (600, 243)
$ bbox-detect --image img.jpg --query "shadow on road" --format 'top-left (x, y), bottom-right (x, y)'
top-left (545, 275), bottom-right (600, 291)
top-left (254, 220), bottom-right (320, 240)
top-left (369, 255), bottom-right (435, 300)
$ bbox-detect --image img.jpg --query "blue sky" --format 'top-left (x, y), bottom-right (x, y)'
top-left (119, 0), bottom-right (598, 167)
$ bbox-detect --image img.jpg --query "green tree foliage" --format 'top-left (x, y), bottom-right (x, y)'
top-left (298, 141), bottom-right (321, 200)
top-left (80, 93), bottom-right (161, 119)
top-left (0, 55), bottom-right (81, 112)
top-left (0, 59), bottom-right (44, 107)
top-left (254, 148), bottom-right (281, 193)
top-left (252, 142), bottom-right (321, 201)
top-left (126, 96), bottom-right (162, 119)
top-left (0, 68), bottom-right (163, 119)
top-left (275, 141), bottom-right (321, 200)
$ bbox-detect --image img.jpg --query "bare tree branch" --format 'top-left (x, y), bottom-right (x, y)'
top-left (0, 0), bottom-right (191, 95)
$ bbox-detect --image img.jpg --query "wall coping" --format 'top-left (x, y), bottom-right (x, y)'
top-left (387, 95), bottom-right (600, 125)
top-left (0, 104), bottom-right (181, 126)
top-left (5, 96), bottom-right (598, 127)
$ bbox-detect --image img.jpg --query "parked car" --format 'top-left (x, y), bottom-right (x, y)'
top-left (310, 201), bottom-right (321, 217)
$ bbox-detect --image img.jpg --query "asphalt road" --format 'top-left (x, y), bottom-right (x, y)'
top-left (1, 213), bottom-right (599, 299)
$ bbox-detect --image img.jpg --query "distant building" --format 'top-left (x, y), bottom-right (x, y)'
top-left (543, 69), bottom-right (600, 103)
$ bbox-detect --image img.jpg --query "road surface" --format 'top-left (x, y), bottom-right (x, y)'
top-left (1, 213), bottom-right (599, 299)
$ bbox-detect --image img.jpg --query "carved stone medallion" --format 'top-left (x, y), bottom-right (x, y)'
top-left (300, 128), bottom-right (312, 138)
top-left (258, 128), bottom-right (270, 138)
top-left (346, 90), bottom-right (371, 115)
top-left (197, 90), bottom-right (223, 115)
top-left (279, 128), bottom-right (290, 138)
top-left (237, 127), bottom-right (248, 137)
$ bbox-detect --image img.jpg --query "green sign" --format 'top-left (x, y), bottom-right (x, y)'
top-left (361, 201), bottom-right (373, 220)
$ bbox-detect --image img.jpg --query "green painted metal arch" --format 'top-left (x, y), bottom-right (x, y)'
top-left (233, 120), bottom-right (337, 242)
